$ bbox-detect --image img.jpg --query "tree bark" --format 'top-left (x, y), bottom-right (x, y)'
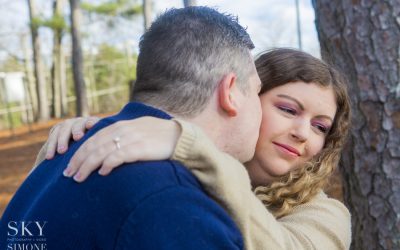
top-left (183, 0), bottom-right (196, 7)
top-left (142, 0), bottom-right (152, 31)
top-left (27, 0), bottom-right (50, 121)
top-left (312, 1), bottom-right (400, 249)
top-left (70, 0), bottom-right (89, 116)
top-left (21, 32), bottom-right (38, 119)
top-left (51, 0), bottom-right (65, 118)
top-left (60, 38), bottom-right (68, 116)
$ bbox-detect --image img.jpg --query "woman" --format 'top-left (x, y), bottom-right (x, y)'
top-left (35, 48), bottom-right (352, 249)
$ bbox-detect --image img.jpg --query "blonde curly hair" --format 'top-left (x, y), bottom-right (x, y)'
top-left (253, 48), bottom-right (351, 218)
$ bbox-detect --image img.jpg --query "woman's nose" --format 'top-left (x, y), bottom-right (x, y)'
top-left (290, 119), bottom-right (309, 142)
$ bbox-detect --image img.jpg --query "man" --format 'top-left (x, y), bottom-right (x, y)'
top-left (0, 6), bottom-right (261, 249)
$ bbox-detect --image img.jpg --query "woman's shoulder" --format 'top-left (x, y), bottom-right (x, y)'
top-left (279, 190), bottom-right (352, 249)
top-left (310, 191), bottom-right (350, 216)
top-left (288, 190), bottom-right (351, 222)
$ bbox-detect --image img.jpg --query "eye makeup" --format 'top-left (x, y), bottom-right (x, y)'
top-left (276, 103), bottom-right (298, 116)
top-left (311, 121), bottom-right (330, 134)
top-left (276, 94), bottom-right (334, 123)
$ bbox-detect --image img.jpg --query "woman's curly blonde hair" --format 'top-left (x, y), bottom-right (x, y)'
top-left (253, 48), bottom-right (351, 218)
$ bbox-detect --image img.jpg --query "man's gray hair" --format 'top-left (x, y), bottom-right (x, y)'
top-left (131, 6), bottom-right (255, 117)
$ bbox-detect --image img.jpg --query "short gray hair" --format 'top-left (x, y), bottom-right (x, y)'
top-left (131, 6), bottom-right (255, 117)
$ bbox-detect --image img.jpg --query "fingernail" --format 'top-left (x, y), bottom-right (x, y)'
top-left (74, 132), bottom-right (83, 138)
top-left (73, 172), bottom-right (81, 182)
top-left (46, 153), bottom-right (53, 159)
top-left (63, 168), bottom-right (71, 177)
top-left (63, 164), bottom-right (72, 177)
top-left (58, 145), bottom-right (65, 153)
top-left (98, 168), bottom-right (105, 175)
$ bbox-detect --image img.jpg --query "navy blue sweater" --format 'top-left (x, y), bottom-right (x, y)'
top-left (0, 102), bottom-right (243, 250)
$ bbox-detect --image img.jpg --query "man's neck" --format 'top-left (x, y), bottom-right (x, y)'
top-left (182, 108), bottom-right (238, 163)
top-left (140, 100), bottom-right (236, 161)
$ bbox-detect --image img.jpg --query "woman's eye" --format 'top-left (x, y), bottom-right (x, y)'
top-left (313, 123), bottom-right (328, 134)
top-left (278, 106), bottom-right (297, 115)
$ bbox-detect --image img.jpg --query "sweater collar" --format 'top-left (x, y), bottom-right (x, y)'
top-left (115, 102), bottom-right (173, 120)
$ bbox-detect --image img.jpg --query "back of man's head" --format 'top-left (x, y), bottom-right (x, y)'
top-left (131, 6), bottom-right (255, 117)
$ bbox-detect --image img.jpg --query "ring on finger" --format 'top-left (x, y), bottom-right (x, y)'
top-left (113, 136), bottom-right (121, 150)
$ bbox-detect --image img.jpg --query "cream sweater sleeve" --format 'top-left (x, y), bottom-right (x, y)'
top-left (29, 141), bottom-right (48, 174)
top-left (172, 119), bottom-right (351, 250)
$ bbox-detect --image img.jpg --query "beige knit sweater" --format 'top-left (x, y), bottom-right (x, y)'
top-left (33, 120), bottom-right (351, 250)
top-left (172, 119), bottom-right (351, 250)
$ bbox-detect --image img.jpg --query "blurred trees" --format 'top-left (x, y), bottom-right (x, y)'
top-left (183, 0), bottom-right (197, 7)
top-left (91, 44), bottom-right (136, 89)
top-left (50, 0), bottom-right (68, 118)
top-left (81, 1), bottom-right (142, 23)
top-left (313, 0), bottom-right (400, 249)
top-left (87, 44), bottom-right (137, 112)
top-left (24, 0), bottom-right (68, 120)
top-left (70, 0), bottom-right (89, 116)
top-left (143, 0), bottom-right (152, 31)
top-left (0, 58), bottom-right (25, 73)
top-left (3, 0), bottom-right (200, 129)
top-left (20, 0), bottom-right (143, 122)
top-left (27, 0), bottom-right (50, 121)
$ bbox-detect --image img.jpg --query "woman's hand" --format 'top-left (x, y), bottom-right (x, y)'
top-left (63, 117), bottom-right (182, 182)
top-left (45, 116), bottom-right (100, 159)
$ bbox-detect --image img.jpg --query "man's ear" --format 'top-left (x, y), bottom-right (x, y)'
top-left (218, 73), bottom-right (238, 117)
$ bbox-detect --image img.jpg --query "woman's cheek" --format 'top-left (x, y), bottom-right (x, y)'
top-left (310, 140), bottom-right (325, 157)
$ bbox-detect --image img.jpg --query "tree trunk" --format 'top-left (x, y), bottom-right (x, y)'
top-left (51, 0), bottom-right (65, 118)
top-left (183, 0), bottom-right (196, 7)
top-left (312, 1), bottom-right (400, 249)
top-left (70, 0), bottom-right (89, 116)
top-left (21, 32), bottom-right (38, 119)
top-left (60, 38), bottom-right (68, 116)
top-left (142, 0), bottom-right (152, 31)
top-left (27, 0), bottom-right (50, 121)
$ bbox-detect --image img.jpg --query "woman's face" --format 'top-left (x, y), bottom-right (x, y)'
top-left (246, 81), bottom-right (337, 186)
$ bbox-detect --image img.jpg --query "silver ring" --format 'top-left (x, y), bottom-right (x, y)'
top-left (113, 136), bottom-right (121, 150)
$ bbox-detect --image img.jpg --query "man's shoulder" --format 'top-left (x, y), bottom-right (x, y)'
top-left (106, 161), bottom-right (243, 249)
top-left (115, 169), bottom-right (244, 249)
top-left (86, 160), bottom-right (206, 213)
top-left (101, 160), bottom-right (203, 197)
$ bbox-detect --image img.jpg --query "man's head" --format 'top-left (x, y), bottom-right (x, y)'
top-left (132, 7), bottom-right (254, 115)
top-left (132, 6), bottom-right (262, 162)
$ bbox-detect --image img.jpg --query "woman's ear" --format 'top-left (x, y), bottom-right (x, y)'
top-left (218, 73), bottom-right (238, 117)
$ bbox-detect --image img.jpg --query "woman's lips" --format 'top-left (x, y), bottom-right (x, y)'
top-left (273, 142), bottom-right (301, 157)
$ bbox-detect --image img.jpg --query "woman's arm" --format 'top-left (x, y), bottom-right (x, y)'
top-left (36, 117), bottom-right (351, 249)
top-left (172, 119), bottom-right (351, 250)
top-left (172, 119), bottom-right (281, 249)
top-left (33, 141), bottom-right (49, 169)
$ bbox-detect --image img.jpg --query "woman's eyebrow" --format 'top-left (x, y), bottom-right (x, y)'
top-left (315, 115), bottom-right (334, 123)
top-left (277, 94), bottom-right (334, 122)
top-left (277, 94), bottom-right (304, 110)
